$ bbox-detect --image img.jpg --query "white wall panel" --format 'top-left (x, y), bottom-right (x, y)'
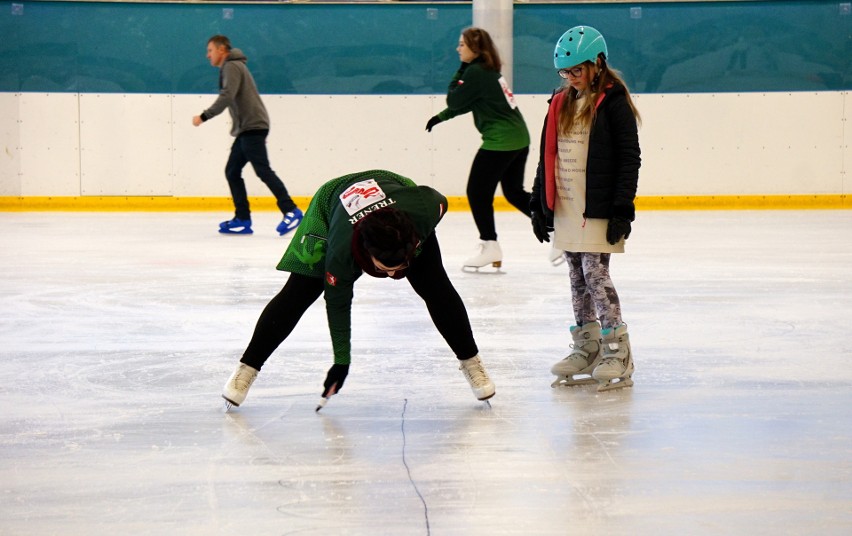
top-left (516, 92), bottom-right (548, 186)
top-left (427, 94), bottom-right (500, 197)
top-left (2, 91), bottom-right (849, 201)
top-left (635, 92), bottom-right (845, 196)
top-left (79, 94), bottom-right (173, 196)
top-left (171, 94), bottom-right (235, 197)
top-left (18, 93), bottom-right (80, 196)
top-left (266, 95), bottom-right (456, 194)
top-left (0, 93), bottom-right (20, 195)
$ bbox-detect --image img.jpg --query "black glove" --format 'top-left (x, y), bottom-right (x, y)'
top-left (322, 363), bottom-right (350, 397)
top-left (425, 115), bottom-right (442, 132)
top-left (606, 218), bottom-right (632, 245)
top-left (531, 211), bottom-right (551, 243)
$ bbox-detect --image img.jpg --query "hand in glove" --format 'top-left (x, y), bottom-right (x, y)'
top-left (317, 363), bottom-right (350, 412)
top-left (606, 218), bottom-right (632, 245)
top-left (425, 115), bottom-right (443, 132)
top-left (531, 211), bottom-right (551, 243)
top-left (322, 363), bottom-right (349, 397)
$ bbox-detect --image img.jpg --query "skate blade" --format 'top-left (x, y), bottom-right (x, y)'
top-left (551, 376), bottom-right (598, 388)
top-left (596, 377), bottom-right (634, 392)
top-left (461, 264), bottom-right (504, 274)
top-left (222, 395), bottom-right (240, 411)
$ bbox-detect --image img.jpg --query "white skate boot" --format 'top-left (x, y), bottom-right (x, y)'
top-left (459, 355), bottom-right (496, 401)
top-left (592, 324), bottom-right (635, 392)
top-left (222, 363), bottom-right (259, 409)
top-left (551, 322), bottom-right (602, 387)
top-left (549, 245), bottom-right (566, 266)
top-left (462, 240), bottom-right (502, 271)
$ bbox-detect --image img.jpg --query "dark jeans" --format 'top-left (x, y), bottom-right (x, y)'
top-left (225, 129), bottom-right (296, 220)
top-left (240, 234), bottom-right (479, 370)
top-left (466, 146), bottom-right (532, 241)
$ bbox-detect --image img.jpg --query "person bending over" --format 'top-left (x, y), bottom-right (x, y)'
top-left (221, 169), bottom-right (496, 409)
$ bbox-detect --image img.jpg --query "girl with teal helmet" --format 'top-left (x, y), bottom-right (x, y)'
top-left (530, 25), bottom-right (642, 393)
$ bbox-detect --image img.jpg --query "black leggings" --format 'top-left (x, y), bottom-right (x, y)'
top-left (240, 234), bottom-right (479, 370)
top-left (467, 147), bottom-right (532, 241)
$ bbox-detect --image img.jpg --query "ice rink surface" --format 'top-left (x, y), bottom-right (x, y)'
top-left (1, 209), bottom-right (850, 535)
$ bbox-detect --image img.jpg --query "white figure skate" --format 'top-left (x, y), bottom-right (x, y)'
top-left (551, 322), bottom-right (603, 387)
top-left (593, 324), bottom-right (635, 392)
top-left (222, 363), bottom-right (259, 410)
top-left (462, 241), bottom-right (502, 272)
top-left (459, 355), bottom-right (496, 401)
top-left (549, 245), bottom-right (566, 267)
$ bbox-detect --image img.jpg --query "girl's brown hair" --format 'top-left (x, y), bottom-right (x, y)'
top-left (557, 58), bottom-right (641, 136)
top-left (461, 27), bottom-right (502, 72)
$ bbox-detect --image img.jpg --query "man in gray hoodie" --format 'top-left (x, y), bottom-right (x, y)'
top-left (193, 35), bottom-right (302, 236)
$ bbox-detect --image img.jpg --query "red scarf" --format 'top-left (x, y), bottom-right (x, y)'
top-left (543, 88), bottom-right (609, 210)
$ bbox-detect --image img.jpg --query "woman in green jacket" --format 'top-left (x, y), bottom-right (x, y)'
top-left (426, 27), bottom-right (531, 271)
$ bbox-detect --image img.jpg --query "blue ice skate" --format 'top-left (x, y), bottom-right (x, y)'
top-left (219, 218), bottom-right (253, 234)
top-left (276, 208), bottom-right (303, 236)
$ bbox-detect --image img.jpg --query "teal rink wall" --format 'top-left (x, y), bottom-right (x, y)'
top-left (0, 1), bottom-right (849, 204)
top-left (1, 0), bottom-right (849, 95)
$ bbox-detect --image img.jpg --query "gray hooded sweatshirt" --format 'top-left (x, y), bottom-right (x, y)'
top-left (202, 48), bottom-right (270, 137)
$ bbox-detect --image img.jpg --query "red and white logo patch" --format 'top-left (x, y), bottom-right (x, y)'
top-left (339, 179), bottom-right (387, 216)
top-left (326, 272), bottom-right (337, 286)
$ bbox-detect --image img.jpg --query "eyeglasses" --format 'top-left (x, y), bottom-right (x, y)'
top-left (558, 66), bottom-right (585, 79)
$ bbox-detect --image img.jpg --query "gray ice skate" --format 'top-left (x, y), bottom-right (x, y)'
top-left (593, 324), bottom-right (635, 392)
top-left (551, 322), bottom-right (603, 387)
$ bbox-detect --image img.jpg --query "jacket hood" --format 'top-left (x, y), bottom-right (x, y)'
top-left (226, 48), bottom-right (248, 64)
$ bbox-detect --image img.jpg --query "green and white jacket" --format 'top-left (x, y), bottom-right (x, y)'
top-left (437, 59), bottom-right (530, 151)
top-left (276, 170), bottom-right (448, 365)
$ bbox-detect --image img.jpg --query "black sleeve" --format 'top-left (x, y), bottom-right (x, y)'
top-left (607, 94), bottom-right (641, 221)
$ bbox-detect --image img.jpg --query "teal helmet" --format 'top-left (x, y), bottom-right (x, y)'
top-left (553, 26), bottom-right (608, 69)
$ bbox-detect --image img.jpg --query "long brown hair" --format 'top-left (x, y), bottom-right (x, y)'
top-left (462, 27), bottom-right (502, 72)
top-left (558, 58), bottom-right (641, 136)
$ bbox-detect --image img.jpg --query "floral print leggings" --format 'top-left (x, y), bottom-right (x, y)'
top-left (565, 252), bottom-right (623, 329)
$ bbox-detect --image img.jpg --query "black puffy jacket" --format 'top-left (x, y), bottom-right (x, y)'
top-left (530, 83), bottom-right (641, 223)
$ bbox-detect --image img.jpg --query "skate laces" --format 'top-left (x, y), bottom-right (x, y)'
top-left (568, 342), bottom-right (592, 359)
top-left (600, 343), bottom-right (629, 368)
top-left (232, 369), bottom-right (256, 391)
top-left (461, 358), bottom-right (488, 386)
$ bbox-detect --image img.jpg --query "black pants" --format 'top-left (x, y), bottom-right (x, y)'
top-left (240, 234), bottom-right (479, 370)
top-left (225, 129), bottom-right (296, 220)
top-left (466, 147), bottom-right (532, 241)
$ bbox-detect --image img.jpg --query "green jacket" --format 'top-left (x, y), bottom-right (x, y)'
top-left (277, 170), bottom-right (448, 365)
top-left (437, 59), bottom-right (530, 151)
